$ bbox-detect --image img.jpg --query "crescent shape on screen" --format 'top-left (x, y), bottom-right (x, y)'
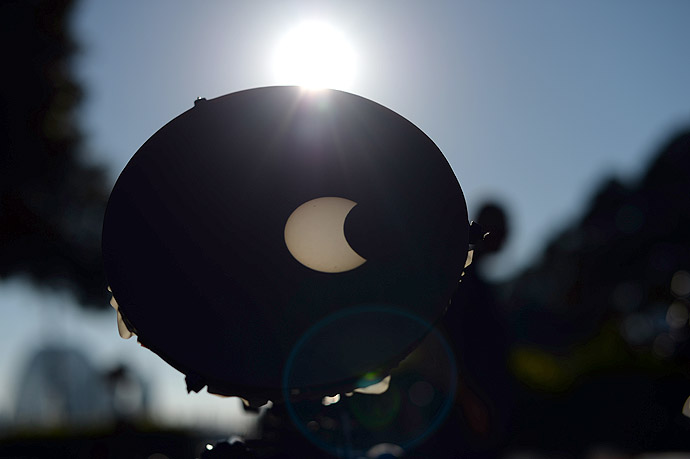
top-left (284, 196), bottom-right (367, 273)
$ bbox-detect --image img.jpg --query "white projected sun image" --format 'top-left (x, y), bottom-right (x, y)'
top-left (273, 21), bottom-right (356, 90)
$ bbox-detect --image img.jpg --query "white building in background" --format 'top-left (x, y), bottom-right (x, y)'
top-left (13, 345), bottom-right (148, 429)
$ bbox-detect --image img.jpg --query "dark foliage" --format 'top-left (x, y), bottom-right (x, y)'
top-left (505, 129), bottom-right (690, 355)
top-left (499, 129), bottom-right (690, 454)
top-left (0, 0), bottom-right (108, 306)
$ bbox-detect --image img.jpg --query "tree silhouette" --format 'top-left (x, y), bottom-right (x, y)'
top-left (0, 0), bottom-right (108, 306)
top-left (502, 129), bottom-right (690, 453)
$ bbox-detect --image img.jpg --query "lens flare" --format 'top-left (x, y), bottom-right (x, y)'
top-left (282, 306), bottom-right (457, 457)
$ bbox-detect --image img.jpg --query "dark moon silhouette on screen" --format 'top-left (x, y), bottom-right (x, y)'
top-left (101, 86), bottom-right (469, 402)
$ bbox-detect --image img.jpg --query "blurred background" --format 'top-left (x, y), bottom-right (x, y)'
top-left (1, 0), bottom-right (689, 457)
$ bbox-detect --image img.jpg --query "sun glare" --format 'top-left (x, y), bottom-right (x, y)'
top-left (273, 21), bottom-right (356, 90)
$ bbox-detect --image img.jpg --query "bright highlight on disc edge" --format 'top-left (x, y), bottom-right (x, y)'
top-left (273, 21), bottom-right (356, 90)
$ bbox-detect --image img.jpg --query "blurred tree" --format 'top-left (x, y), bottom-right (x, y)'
top-left (505, 129), bottom-right (690, 358)
top-left (0, 0), bottom-right (108, 306)
top-left (502, 129), bottom-right (690, 453)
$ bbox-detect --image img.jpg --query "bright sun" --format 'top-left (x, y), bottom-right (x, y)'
top-left (273, 21), bottom-right (356, 90)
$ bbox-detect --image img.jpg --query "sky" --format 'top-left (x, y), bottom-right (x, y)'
top-left (72, 0), bottom-right (690, 279)
top-left (4, 0), bottom-right (690, 431)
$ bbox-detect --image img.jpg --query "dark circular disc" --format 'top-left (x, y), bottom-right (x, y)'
top-left (102, 86), bottom-right (468, 400)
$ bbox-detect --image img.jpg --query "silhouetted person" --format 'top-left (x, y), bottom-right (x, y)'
top-left (428, 202), bottom-right (515, 456)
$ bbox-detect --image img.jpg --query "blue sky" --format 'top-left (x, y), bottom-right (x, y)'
top-left (4, 0), bottom-right (690, 429)
top-left (73, 0), bottom-right (690, 278)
